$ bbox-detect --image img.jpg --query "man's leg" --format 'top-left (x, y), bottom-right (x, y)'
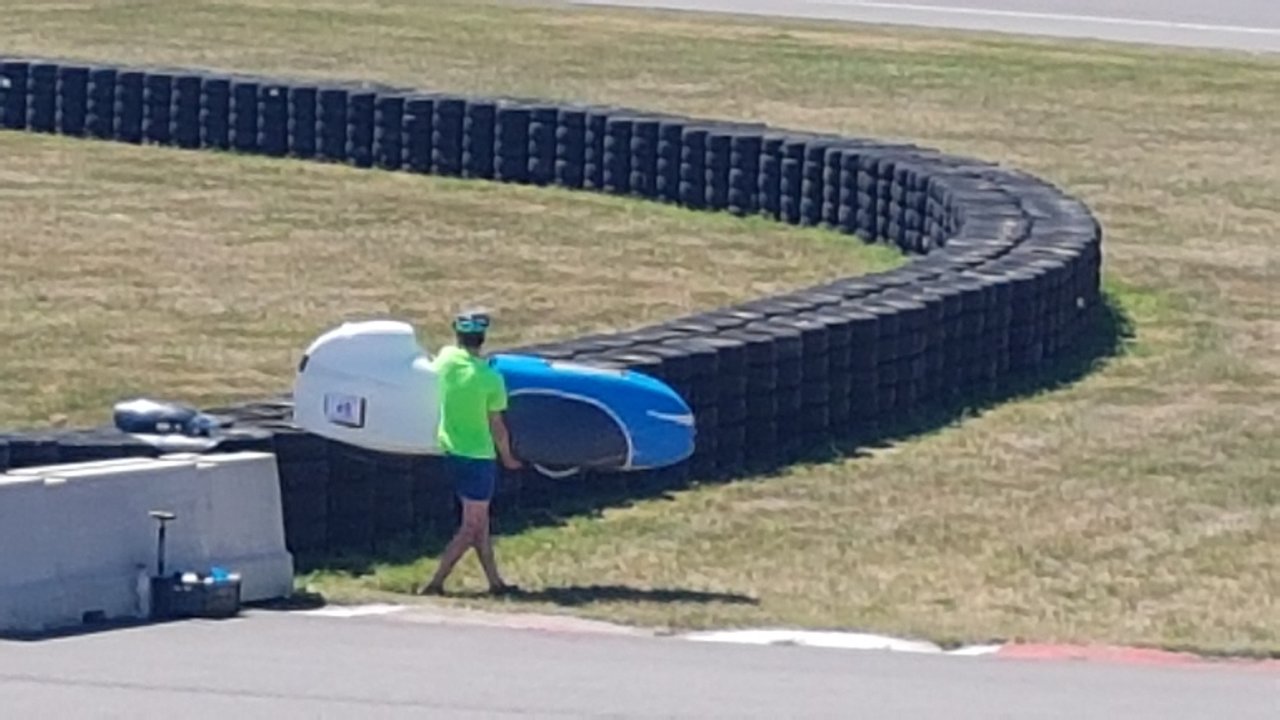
top-left (418, 457), bottom-right (514, 595)
top-left (417, 508), bottom-right (477, 595)
top-left (472, 507), bottom-right (508, 591)
top-left (464, 458), bottom-right (514, 593)
top-left (418, 456), bottom-right (481, 595)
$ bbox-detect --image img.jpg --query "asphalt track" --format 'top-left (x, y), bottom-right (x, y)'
top-left (2, 609), bottom-right (1276, 719)
top-left (570, 0), bottom-right (1280, 52)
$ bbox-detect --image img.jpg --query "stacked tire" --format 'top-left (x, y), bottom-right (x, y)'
top-left (0, 54), bottom-right (1104, 560)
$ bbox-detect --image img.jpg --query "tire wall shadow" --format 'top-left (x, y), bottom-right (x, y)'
top-left (297, 291), bottom-right (1132, 579)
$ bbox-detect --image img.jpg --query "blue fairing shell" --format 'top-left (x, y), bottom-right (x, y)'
top-left (489, 354), bottom-right (696, 471)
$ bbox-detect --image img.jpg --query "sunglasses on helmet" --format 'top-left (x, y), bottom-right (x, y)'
top-left (453, 313), bottom-right (491, 334)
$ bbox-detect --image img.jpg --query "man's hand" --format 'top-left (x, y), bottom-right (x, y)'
top-left (490, 411), bottom-right (521, 471)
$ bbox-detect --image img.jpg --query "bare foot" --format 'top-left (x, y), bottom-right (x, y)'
top-left (416, 583), bottom-right (446, 597)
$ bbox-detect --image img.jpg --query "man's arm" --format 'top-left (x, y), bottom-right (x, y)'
top-left (489, 412), bottom-right (521, 470)
top-left (486, 371), bottom-right (519, 469)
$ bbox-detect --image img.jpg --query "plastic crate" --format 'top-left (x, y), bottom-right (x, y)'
top-left (151, 572), bottom-right (242, 619)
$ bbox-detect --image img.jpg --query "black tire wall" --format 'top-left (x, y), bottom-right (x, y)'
top-left (0, 56), bottom-right (1103, 559)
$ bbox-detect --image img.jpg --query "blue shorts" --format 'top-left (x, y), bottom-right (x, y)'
top-left (445, 455), bottom-right (498, 502)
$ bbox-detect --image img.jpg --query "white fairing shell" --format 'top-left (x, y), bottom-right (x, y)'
top-left (292, 320), bottom-right (440, 455)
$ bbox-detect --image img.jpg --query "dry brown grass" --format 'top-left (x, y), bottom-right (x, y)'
top-left (2, 0), bottom-right (1277, 655)
top-left (0, 133), bottom-right (898, 427)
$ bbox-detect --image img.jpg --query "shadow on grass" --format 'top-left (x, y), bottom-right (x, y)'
top-left (824, 288), bottom-right (1136, 461)
top-left (248, 589), bottom-right (328, 612)
top-left (299, 293), bottom-right (1134, 578)
top-left (440, 584), bottom-right (758, 606)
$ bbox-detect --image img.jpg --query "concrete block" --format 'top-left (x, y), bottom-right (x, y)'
top-left (193, 452), bottom-right (294, 602)
top-left (0, 452), bottom-right (293, 635)
top-left (0, 475), bottom-right (57, 631)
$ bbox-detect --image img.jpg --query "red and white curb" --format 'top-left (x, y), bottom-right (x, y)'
top-left (992, 643), bottom-right (1280, 670)
top-left (294, 604), bottom-right (1279, 670)
top-left (678, 629), bottom-right (1280, 670)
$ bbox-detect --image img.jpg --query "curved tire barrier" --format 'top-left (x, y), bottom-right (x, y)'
top-left (0, 56), bottom-right (1102, 559)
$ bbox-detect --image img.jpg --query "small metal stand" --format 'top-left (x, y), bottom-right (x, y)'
top-left (150, 510), bottom-right (176, 578)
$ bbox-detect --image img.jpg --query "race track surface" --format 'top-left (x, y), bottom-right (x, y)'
top-left (570, 0), bottom-right (1280, 52)
top-left (2, 609), bottom-right (1275, 719)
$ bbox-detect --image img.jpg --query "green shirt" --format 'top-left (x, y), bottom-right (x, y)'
top-left (429, 345), bottom-right (508, 459)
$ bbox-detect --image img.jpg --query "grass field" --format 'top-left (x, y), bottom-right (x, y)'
top-left (2, 0), bottom-right (1277, 656)
top-left (0, 133), bottom-right (900, 427)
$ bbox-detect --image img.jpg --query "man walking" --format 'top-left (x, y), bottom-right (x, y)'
top-left (417, 309), bottom-right (522, 596)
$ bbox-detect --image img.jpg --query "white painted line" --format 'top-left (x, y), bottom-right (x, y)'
top-left (295, 602), bottom-right (654, 636)
top-left (683, 629), bottom-right (944, 653)
top-left (810, 1), bottom-right (1280, 37)
top-left (679, 628), bottom-right (1004, 656)
top-left (297, 603), bottom-right (408, 618)
top-left (946, 643), bottom-right (1004, 656)
top-left (300, 605), bottom-right (1003, 655)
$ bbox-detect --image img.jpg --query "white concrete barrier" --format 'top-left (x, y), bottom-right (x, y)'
top-left (0, 475), bottom-right (58, 632)
top-left (5, 456), bottom-right (161, 476)
top-left (177, 452), bottom-right (294, 603)
top-left (0, 451), bottom-right (293, 635)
